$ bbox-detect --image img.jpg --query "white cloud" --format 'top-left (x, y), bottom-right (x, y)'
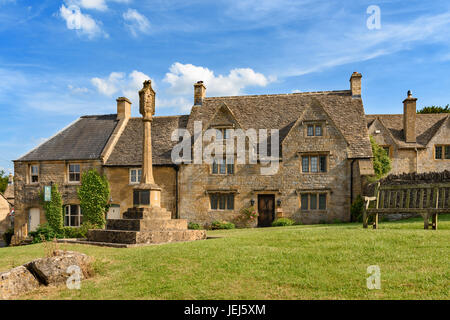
top-left (65, 0), bottom-right (131, 11)
top-left (68, 84), bottom-right (89, 94)
top-left (91, 70), bottom-right (152, 105)
top-left (59, 4), bottom-right (107, 39)
top-left (164, 62), bottom-right (273, 97)
top-left (123, 8), bottom-right (150, 37)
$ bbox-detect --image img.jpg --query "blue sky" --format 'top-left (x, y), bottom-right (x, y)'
top-left (1, 0), bottom-right (450, 173)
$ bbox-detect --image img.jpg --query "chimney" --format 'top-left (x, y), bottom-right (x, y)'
top-left (403, 90), bottom-right (417, 143)
top-left (194, 81), bottom-right (206, 106)
top-left (116, 97), bottom-right (131, 120)
top-left (8, 173), bottom-right (13, 185)
top-left (350, 72), bottom-right (362, 98)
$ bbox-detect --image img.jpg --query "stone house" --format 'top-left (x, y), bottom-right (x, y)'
top-left (367, 92), bottom-right (450, 174)
top-left (13, 72), bottom-right (376, 236)
top-left (0, 175), bottom-right (14, 235)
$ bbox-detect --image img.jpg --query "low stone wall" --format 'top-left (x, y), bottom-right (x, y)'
top-left (0, 250), bottom-right (93, 300)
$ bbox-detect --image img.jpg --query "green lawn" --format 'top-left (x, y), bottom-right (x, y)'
top-left (1, 215), bottom-right (449, 300)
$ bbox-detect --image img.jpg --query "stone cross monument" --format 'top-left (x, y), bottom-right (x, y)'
top-left (133, 80), bottom-right (162, 208)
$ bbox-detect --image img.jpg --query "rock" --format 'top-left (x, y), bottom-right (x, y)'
top-left (0, 265), bottom-right (40, 300)
top-left (25, 250), bottom-right (94, 286)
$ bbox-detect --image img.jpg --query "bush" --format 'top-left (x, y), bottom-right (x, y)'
top-left (2, 228), bottom-right (14, 246)
top-left (370, 136), bottom-right (391, 179)
top-left (78, 169), bottom-right (110, 228)
top-left (351, 195), bottom-right (365, 222)
top-left (272, 218), bottom-right (295, 227)
top-left (188, 222), bottom-right (202, 230)
top-left (30, 223), bottom-right (63, 244)
top-left (40, 184), bottom-right (63, 233)
top-left (211, 221), bottom-right (235, 230)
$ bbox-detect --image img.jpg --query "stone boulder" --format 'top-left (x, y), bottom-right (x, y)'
top-left (0, 266), bottom-right (40, 300)
top-left (25, 250), bottom-right (94, 286)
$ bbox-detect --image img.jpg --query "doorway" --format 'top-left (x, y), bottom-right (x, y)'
top-left (107, 204), bottom-right (121, 220)
top-left (257, 194), bottom-right (275, 227)
top-left (28, 208), bottom-right (40, 232)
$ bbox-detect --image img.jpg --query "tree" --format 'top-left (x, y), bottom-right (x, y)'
top-left (78, 169), bottom-right (110, 228)
top-left (0, 170), bottom-right (9, 194)
top-left (40, 184), bottom-right (63, 232)
top-left (370, 136), bottom-right (391, 179)
top-left (417, 105), bottom-right (449, 114)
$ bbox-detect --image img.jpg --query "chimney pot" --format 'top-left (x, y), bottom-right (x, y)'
top-left (194, 81), bottom-right (206, 106)
top-left (350, 72), bottom-right (362, 98)
top-left (116, 97), bottom-right (131, 120)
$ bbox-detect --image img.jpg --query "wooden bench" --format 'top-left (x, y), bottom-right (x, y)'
top-left (363, 182), bottom-right (450, 230)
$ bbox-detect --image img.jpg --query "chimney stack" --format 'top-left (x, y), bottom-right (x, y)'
top-left (116, 97), bottom-right (131, 120)
top-left (194, 81), bottom-right (206, 106)
top-left (350, 72), bottom-right (362, 98)
top-left (403, 90), bottom-right (417, 143)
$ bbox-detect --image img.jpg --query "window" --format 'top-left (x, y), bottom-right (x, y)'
top-left (212, 157), bottom-right (234, 175)
top-left (300, 193), bottom-right (327, 211)
top-left (30, 164), bottom-right (39, 183)
top-left (64, 204), bottom-right (82, 227)
top-left (68, 164), bottom-right (81, 182)
top-left (215, 128), bottom-right (231, 140)
top-left (435, 145), bottom-right (450, 160)
top-left (306, 124), bottom-right (323, 137)
top-left (130, 168), bottom-right (142, 184)
top-left (210, 194), bottom-right (234, 210)
top-left (302, 155), bottom-right (327, 173)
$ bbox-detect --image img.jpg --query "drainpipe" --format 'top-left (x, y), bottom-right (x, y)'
top-left (350, 159), bottom-right (356, 222)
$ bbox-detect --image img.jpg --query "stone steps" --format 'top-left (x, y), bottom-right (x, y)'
top-left (87, 229), bottom-right (206, 245)
top-left (123, 207), bottom-right (172, 220)
top-left (106, 218), bottom-right (187, 231)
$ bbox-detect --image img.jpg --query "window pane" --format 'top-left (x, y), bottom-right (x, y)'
top-left (32, 175), bottom-right (39, 183)
top-left (70, 216), bottom-right (77, 227)
top-left (311, 157), bottom-right (318, 173)
top-left (69, 164), bottom-right (80, 173)
top-left (224, 129), bottom-right (230, 139)
top-left (302, 157), bottom-right (309, 173)
top-left (310, 194), bottom-right (317, 210)
top-left (137, 169), bottom-right (142, 182)
top-left (226, 194), bottom-right (234, 210)
top-left (219, 195), bottom-right (226, 210)
top-left (64, 215), bottom-right (69, 226)
top-left (212, 160), bottom-right (218, 174)
top-left (319, 194), bottom-right (327, 210)
top-left (320, 156), bottom-right (327, 173)
top-left (301, 194), bottom-right (309, 210)
top-left (307, 125), bottom-right (314, 136)
top-left (210, 194), bottom-right (218, 210)
top-left (219, 159), bottom-right (226, 174)
top-left (130, 170), bottom-right (136, 183)
top-left (315, 125), bottom-right (322, 136)
top-left (436, 146), bottom-right (442, 159)
top-left (445, 146), bottom-right (450, 159)
top-left (31, 165), bottom-right (39, 174)
top-left (227, 163), bottom-right (234, 174)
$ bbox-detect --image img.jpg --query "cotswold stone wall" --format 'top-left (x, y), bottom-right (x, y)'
top-left (13, 160), bottom-right (102, 235)
top-left (105, 166), bottom-right (177, 218)
top-left (178, 103), bottom-right (356, 226)
top-left (417, 119), bottom-right (450, 173)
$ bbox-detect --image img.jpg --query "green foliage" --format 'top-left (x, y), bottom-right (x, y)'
top-left (40, 184), bottom-right (63, 232)
top-left (78, 169), bottom-right (110, 228)
top-left (188, 222), bottom-right (202, 230)
top-left (0, 170), bottom-right (9, 194)
top-left (351, 195), bottom-right (365, 223)
top-left (62, 222), bottom-right (93, 239)
top-left (370, 136), bottom-right (391, 179)
top-left (272, 218), bottom-right (295, 227)
top-left (2, 228), bottom-right (14, 246)
top-left (29, 223), bottom-right (63, 244)
top-left (237, 206), bottom-right (258, 227)
top-left (211, 221), bottom-right (235, 230)
top-left (417, 105), bottom-right (449, 114)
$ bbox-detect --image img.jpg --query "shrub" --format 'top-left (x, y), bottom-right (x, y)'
top-left (2, 228), bottom-right (14, 246)
top-left (30, 223), bottom-right (63, 244)
top-left (370, 136), bottom-right (391, 179)
top-left (188, 222), bottom-right (202, 230)
top-left (351, 195), bottom-right (365, 222)
top-left (211, 221), bottom-right (235, 230)
top-left (40, 184), bottom-right (63, 233)
top-left (272, 218), bottom-right (295, 227)
top-left (78, 169), bottom-right (110, 228)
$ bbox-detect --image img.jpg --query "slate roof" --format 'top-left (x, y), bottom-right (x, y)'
top-left (105, 115), bottom-right (190, 166)
top-left (366, 114), bottom-right (449, 148)
top-left (186, 90), bottom-right (373, 158)
top-left (17, 115), bottom-right (119, 161)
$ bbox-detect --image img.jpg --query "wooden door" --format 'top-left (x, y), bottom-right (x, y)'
top-left (29, 208), bottom-right (40, 232)
top-left (258, 195), bottom-right (275, 227)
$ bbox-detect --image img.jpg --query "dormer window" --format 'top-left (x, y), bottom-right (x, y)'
top-left (307, 124), bottom-right (323, 137)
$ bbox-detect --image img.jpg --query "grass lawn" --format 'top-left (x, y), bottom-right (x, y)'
top-left (1, 215), bottom-right (449, 300)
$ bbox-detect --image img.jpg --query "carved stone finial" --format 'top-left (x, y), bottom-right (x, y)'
top-left (407, 90), bottom-right (412, 98)
top-left (139, 80), bottom-right (155, 121)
